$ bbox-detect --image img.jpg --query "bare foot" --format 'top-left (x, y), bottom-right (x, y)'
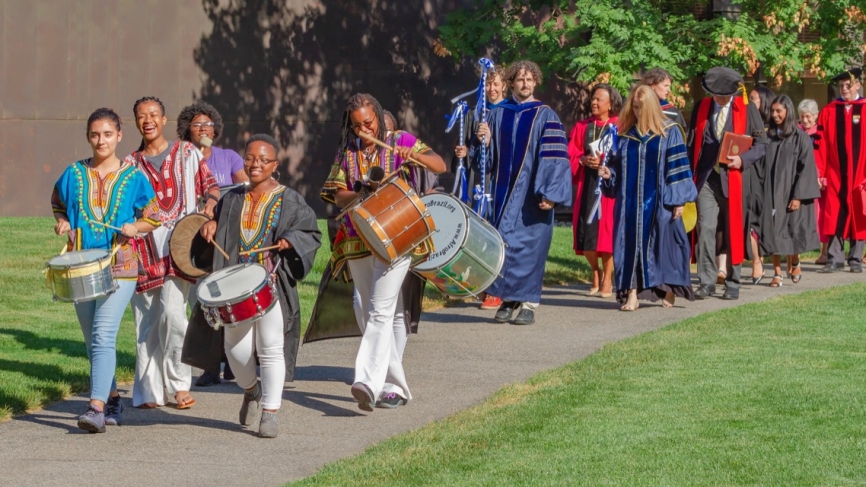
top-left (620, 290), bottom-right (639, 311)
top-left (662, 291), bottom-right (675, 308)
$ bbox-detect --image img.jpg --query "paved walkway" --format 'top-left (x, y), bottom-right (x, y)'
top-left (0, 263), bottom-right (862, 487)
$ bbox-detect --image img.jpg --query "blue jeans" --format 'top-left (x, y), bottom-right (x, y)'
top-left (74, 280), bottom-right (136, 402)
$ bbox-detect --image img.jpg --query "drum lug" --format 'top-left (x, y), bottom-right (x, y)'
top-left (256, 304), bottom-right (263, 314)
top-left (252, 294), bottom-right (259, 303)
top-left (230, 313), bottom-right (237, 323)
top-left (226, 303), bottom-right (232, 313)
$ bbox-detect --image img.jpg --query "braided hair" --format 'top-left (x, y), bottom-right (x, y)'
top-left (133, 96), bottom-right (166, 152)
top-left (337, 93), bottom-right (386, 164)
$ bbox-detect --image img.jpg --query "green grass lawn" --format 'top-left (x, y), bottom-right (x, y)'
top-left (289, 283), bottom-right (866, 486)
top-left (0, 217), bottom-right (585, 420)
top-left (0, 217), bottom-right (326, 420)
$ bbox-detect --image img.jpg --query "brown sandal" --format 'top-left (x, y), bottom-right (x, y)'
top-left (174, 392), bottom-right (196, 410)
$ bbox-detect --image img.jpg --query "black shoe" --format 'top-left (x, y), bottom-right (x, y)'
top-left (817, 263), bottom-right (843, 273)
top-left (850, 263), bottom-right (863, 273)
top-left (195, 370), bottom-right (221, 387)
top-left (104, 395), bottom-right (122, 426)
top-left (511, 308), bottom-right (535, 325)
top-left (222, 362), bottom-right (235, 381)
top-left (694, 284), bottom-right (716, 299)
top-left (494, 301), bottom-right (519, 323)
top-left (721, 288), bottom-right (739, 300)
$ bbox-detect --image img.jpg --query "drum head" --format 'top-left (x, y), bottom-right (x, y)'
top-left (413, 193), bottom-right (468, 271)
top-left (197, 263), bottom-right (268, 305)
top-left (48, 249), bottom-right (110, 267)
top-left (169, 213), bottom-right (214, 278)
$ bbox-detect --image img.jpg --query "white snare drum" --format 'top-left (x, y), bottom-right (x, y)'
top-left (197, 263), bottom-right (278, 330)
top-left (46, 249), bottom-right (118, 303)
top-left (413, 193), bottom-right (505, 297)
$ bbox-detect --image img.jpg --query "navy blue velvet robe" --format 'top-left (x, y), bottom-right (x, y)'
top-left (482, 100), bottom-right (571, 303)
top-left (603, 124), bottom-right (698, 297)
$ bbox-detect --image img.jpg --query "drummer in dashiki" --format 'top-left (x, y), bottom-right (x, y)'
top-left (320, 93), bottom-right (446, 412)
top-left (199, 134), bottom-right (321, 438)
top-left (51, 108), bottom-right (160, 433)
top-left (124, 96), bottom-right (220, 410)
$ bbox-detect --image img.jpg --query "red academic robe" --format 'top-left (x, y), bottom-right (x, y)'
top-left (690, 97), bottom-right (749, 265)
top-left (568, 116), bottom-right (617, 254)
top-left (813, 98), bottom-right (866, 239)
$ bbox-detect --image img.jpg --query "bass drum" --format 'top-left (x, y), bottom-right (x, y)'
top-left (413, 193), bottom-right (504, 298)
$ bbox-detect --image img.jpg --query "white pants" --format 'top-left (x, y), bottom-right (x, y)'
top-left (131, 276), bottom-right (192, 406)
top-left (347, 255), bottom-right (412, 402)
top-left (353, 274), bottom-right (408, 397)
top-left (224, 304), bottom-right (285, 410)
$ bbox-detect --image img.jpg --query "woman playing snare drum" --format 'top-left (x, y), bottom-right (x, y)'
top-left (200, 134), bottom-right (321, 438)
top-left (51, 108), bottom-right (160, 433)
top-left (320, 93), bottom-right (446, 412)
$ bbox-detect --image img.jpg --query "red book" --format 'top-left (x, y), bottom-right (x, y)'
top-left (718, 132), bottom-right (753, 164)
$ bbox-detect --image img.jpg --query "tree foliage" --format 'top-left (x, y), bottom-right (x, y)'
top-left (438, 0), bottom-right (866, 101)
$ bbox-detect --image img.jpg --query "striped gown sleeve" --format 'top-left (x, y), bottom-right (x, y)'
top-left (533, 116), bottom-right (572, 205)
top-left (663, 124), bottom-right (698, 206)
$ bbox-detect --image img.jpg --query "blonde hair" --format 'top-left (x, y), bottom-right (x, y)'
top-left (618, 85), bottom-right (669, 137)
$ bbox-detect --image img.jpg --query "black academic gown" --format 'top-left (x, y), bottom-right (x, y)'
top-left (758, 129), bottom-right (822, 255)
top-left (183, 186), bottom-right (321, 381)
top-left (687, 100), bottom-right (768, 259)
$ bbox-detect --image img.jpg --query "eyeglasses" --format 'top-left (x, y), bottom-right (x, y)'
top-left (243, 156), bottom-right (278, 166)
top-left (192, 122), bottom-right (215, 129)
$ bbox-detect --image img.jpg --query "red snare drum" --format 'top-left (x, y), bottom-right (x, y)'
top-left (196, 263), bottom-right (278, 329)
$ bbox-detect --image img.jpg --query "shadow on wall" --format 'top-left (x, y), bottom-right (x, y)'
top-left (192, 0), bottom-right (591, 216)
top-left (193, 0), bottom-right (483, 215)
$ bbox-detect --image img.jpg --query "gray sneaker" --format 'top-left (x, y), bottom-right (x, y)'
top-left (77, 405), bottom-right (105, 433)
top-left (259, 411), bottom-right (278, 438)
top-left (104, 396), bottom-right (122, 426)
top-left (350, 382), bottom-right (375, 412)
top-left (375, 392), bottom-right (406, 409)
top-left (239, 382), bottom-right (262, 426)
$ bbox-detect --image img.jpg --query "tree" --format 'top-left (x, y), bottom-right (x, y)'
top-left (437, 0), bottom-right (866, 104)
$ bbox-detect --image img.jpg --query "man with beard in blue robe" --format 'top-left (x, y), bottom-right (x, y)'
top-left (474, 60), bottom-right (571, 325)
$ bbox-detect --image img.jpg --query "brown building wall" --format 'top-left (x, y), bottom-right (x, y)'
top-left (0, 0), bottom-right (510, 217)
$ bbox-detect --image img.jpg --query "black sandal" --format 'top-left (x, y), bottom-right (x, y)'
top-left (789, 261), bottom-right (802, 284)
top-left (751, 270), bottom-right (766, 285)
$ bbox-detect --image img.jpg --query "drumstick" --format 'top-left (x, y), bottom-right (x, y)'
top-left (238, 244), bottom-right (280, 256)
top-left (357, 132), bottom-right (424, 167)
top-left (211, 240), bottom-right (231, 260)
top-left (86, 218), bottom-right (124, 232)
